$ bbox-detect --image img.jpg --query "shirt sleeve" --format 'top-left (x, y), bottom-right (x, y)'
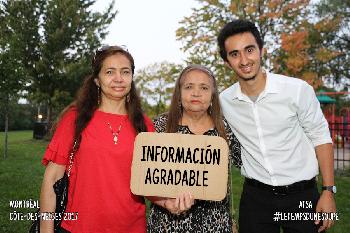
top-left (223, 117), bottom-right (242, 169)
top-left (42, 109), bottom-right (77, 166)
top-left (296, 82), bottom-right (333, 146)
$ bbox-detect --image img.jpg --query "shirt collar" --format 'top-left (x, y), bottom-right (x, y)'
top-left (264, 71), bottom-right (280, 94)
top-left (231, 71), bottom-right (280, 101)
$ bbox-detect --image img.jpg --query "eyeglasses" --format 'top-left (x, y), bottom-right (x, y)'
top-left (92, 45), bottom-right (129, 66)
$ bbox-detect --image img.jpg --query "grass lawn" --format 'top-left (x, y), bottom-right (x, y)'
top-left (0, 131), bottom-right (349, 232)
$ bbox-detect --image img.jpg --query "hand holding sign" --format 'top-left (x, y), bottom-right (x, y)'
top-left (147, 192), bottom-right (195, 215)
top-left (130, 132), bottom-right (229, 201)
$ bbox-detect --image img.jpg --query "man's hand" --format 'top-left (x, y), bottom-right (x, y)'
top-left (315, 191), bottom-right (336, 232)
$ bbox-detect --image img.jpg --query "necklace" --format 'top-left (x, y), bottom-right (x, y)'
top-left (107, 118), bottom-right (127, 145)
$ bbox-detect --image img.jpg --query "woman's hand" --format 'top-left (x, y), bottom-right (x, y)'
top-left (147, 192), bottom-right (195, 215)
top-left (163, 192), bottom-right (195, 215)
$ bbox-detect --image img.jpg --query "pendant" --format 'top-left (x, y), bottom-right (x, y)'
top-left (113, 135), bottom-right (118, 144)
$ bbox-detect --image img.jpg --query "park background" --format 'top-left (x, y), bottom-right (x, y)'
top-left (0, 0), bottom-right (349, 232)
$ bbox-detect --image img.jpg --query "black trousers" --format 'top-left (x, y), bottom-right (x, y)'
top-left (239, 180), bottom-right (324, 233)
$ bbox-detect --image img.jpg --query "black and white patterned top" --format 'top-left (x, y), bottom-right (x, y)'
top-left (147, 113), bottom-right (242, 233)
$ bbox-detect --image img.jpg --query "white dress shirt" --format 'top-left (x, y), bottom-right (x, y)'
top-left (220, 72), bottom-right (332, 186)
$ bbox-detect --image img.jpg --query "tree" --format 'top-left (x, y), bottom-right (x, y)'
top-left (273, 1), bottom-right (345, 89)
top-left (0, 1), bottom-right (28, 158)
top-left (135, 62), bottom-right (183, 118)
top-left (0, 0), bottom-right (117, 157)
top-left (0, 102), bottom-right (37, 131)
top-left (34, 0), bottom-right (117, 123)
top-left (176, 0), bottom-right (313, 89)
top-left (313, 0), bottom-right (350, 89)
top-left (176, 0), bottom-right (346, 90)
top-left (5, 0), bottom-right (117, 124)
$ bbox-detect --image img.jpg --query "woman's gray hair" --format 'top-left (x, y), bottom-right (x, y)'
top-left (179, 64), bottom-right (215, 81)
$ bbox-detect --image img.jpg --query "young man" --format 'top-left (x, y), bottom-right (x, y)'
top-left (218, 19), bottom-right (336, 233)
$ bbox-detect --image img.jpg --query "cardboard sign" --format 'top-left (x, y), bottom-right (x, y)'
top-left (130, 132), bottom-right (229, 201)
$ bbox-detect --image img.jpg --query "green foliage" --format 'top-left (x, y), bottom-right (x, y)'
top-left (0, 103), bottom-right (36, 131)
top-left (1, 0), bottom-right (117, 123)
top-left (36, 0), bottom-right (116, 122)
top-left (0, 0), bottom-right (32, 157)
top-left (314, 0), bottom-right (350, 88)
top-left (135, 62), bottom-right (183, 118)
top-left (0, 0), bottom-right (27, 113)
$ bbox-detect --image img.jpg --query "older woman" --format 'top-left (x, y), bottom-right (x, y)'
top-left (39, 46), bottom-right (154, 233)
top-left (147, 64), bottom-right (242, 233)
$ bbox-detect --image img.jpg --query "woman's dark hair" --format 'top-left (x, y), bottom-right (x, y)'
top-left (166, 64), bottom-right (227, 141)
top-left (217, 19), bottom-right (264, 62)
top-left (55, 46), bottom-right (147, 141)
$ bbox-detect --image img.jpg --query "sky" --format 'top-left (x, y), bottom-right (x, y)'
top-left (93, 0), bottom-right (199, 71)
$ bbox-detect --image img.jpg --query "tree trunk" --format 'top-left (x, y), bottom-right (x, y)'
top-left (46, 102), bottom-right (51, 123)
top-left (46, 102), bottom-right (52, 137)
top-left (3, 97), bottom-right (9, 159)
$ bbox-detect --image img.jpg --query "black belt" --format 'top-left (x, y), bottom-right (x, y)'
top-left (245, 177), bottom-right (316, 195)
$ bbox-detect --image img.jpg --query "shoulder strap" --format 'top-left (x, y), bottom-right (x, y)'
top-left (67, 138), bottom-right (80, 177)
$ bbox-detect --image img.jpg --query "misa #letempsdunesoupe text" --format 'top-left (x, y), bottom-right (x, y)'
top-left (141, 145), bottom-right (220, 187)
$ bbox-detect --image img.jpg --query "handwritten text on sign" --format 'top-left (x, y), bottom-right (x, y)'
top-left (130, 132), bottom-right (229, 201)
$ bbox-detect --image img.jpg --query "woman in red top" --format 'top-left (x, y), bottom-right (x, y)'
top-left (39, 46), bottom-right (154, 233)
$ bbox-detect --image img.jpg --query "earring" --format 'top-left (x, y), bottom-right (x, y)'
top-left (208, 102), bottom-right (212, 115)
top-left (126, 93), bottom-right (130, 103)
top-left (97, 86), bottom-right (100, 105)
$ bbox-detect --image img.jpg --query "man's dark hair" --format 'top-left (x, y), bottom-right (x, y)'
top-left (217, 19), bottom-right (264, 62)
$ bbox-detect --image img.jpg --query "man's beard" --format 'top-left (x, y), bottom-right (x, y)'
top-left (240, 74), bottom-right (257, 81)
top-left (238, 63), bottom-right (262, 82)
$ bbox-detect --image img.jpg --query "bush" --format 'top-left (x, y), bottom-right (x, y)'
top-left (0, 103), bottom-right (37, 131)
